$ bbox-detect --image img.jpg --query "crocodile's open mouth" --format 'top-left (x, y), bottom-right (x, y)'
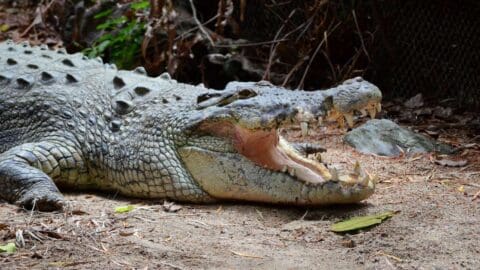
top-left (198, 121), bottom-right (375, 186)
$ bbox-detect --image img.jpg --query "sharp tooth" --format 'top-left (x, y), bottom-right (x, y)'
top-left (288, 167), bottom-right (296, 177)
top-left (353, 161), bottom-right (361, 176)
top-left (360, 109), bottom-right (367, 117)
top-left (281, 165), bottom-right (288, 173)
top-left (300, 122), bottom-right (309, 137)
top-left (360, 174), bottom-right (370, 186)
top-left (376, 102), bottom-right (382, 112)
top-left (367, 107), bottom-right (376, 119)
top-left (336, 116), bottom-right (345, 129)
top-left (344, 113), bottom-right (354, 128)
top-left (317, 116), bottom-right (323, 126)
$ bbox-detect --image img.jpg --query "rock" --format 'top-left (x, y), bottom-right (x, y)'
top-left (404, 93), bottom-right (424, 108)
top-left (344, 119), bottom-right (455, 156)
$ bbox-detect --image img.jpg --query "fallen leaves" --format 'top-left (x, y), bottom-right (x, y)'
top-left (162, 201), bottom-right (182, 213)
top-left (331, 211), bottom-right (397, 233)
top-left (114, 205), bottom-right (135, 213)
top-left (434, 158), bottom-right (468, 167)
top-left (230, 250), bottom-right (264, 259)
top-left (472, 190), bottom-right (480, 201)
top-left (0, 243), bottom-right (16, 253)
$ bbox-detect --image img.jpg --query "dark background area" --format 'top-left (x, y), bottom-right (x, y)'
top-left (1, 0), bottom-right (479, 110)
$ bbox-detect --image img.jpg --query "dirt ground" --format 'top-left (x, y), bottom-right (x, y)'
top-left (1, 125), bottom-right (479, 270)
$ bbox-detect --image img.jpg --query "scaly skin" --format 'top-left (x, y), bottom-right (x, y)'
top-left (0, 41), bottom-right (381, 210)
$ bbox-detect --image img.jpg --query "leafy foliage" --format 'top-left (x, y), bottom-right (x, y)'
top-left (83, 1), bottom-right (149, 69)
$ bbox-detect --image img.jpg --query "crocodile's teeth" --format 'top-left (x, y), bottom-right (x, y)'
top-left (317, 116), bottom-right (323, 126)
top-left (336, 116), bottom-right (345, 129)
top-left (307, 153), bottom-right (322, 163)
top-left (361, 174), bottom-right (371, 186)
top-left (359, 109), bottom-right (367, 117)
top-left (288, 167), bottom-right (296, 177)
top-left (344, 113), bottom-right (354, 128)
top-left (376, 102), bottom-right (382, 112)
top-left (353, 161), bottom-right (361, 176)
top-left (281, 165), bottom-right (288, 173)
top-left (367, 107), bottom-right (376, 119)
top-left (300, 122), bottom-right (309, 137)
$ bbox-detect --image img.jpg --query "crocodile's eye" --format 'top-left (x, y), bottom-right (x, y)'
top-left (237, 88), bottom-right (257, 99)
top-left (196, 88), bottom-right (258, 110)
top-left (197, 92), bottom-right (222, 104)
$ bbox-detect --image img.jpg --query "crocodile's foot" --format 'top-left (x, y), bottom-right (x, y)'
top-left (16, 188), bottom-right (65, 211)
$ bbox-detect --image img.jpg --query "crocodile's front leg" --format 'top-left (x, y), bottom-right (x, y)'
top-left (0, 142), bottom-right (86, 211)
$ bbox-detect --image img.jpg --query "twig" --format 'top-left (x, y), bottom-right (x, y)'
top-left (176, 14), bottom-right (219, 41)
top-left (472, 190), bottom-right (480, 201)
top-left (263, 9), bottom-right (297, 80)
top-left (230, 250), bottom-right (264, 259)
top-left (214, 39), bottom-right (290, 48)
top-left (20, 0), bottom-right (56, 37)
top-left (322, 49), bottom-right (337, 81)
top-left (282, 57), bottom-right (307, 87)
top-left (352, 9), bottom-right (370, 61)
top-left (188, 0), bottom-right (214, 46)
top-left (299, 210), bottom-right (309, 220)
top-left (297, 22), bottom-right (341, 89)
top-left (376, 251), bottom-right (403, 262)
top-left (215, 0), bottom-right (226, 35)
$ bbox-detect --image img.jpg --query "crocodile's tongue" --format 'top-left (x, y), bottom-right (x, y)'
top-left (232, 126), bottom-right (331, 184)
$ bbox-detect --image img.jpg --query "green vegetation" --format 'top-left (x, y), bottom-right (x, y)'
top-left (83, 0), bottom-right (149, 69)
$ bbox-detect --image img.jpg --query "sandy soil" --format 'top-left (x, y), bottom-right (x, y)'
top-left (1, 127), bottom-right (479, 270)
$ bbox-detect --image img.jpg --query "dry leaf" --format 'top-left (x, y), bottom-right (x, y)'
top-left (163, 201), bottom-right (182, 213)
top-left (434, 159), bottom-right (468, 167)
top-left (71, 209), bottom-right (89, 215)
top-left (119, 230), bottom-right (135, 237)
top-left (114, 205), bottom-right (135, 213)
top-left (331, 211), bottom-right (396, 233)
top-left (0, 243), bottom-right (16, 253)
top-left (230, 250), bottom-right (264, 259)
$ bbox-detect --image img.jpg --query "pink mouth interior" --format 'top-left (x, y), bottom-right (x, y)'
top-left (199, 122), bottom-right (327, 183)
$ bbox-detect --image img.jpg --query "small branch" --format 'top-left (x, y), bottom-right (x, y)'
top-left (215, 0), bottom-right (226, 35)
top-left (263, 9), bottom-right (297, 80)
top-left (213, 39), bottom-right (289, 48)
top-left (188, 0), bottom-right (215, 46)
top-left (175, 14), bottom-right (219, 41)
top-left (352, 9), bottom-right (370, 61)
top-left (297, 22), bottom-right (341, 89)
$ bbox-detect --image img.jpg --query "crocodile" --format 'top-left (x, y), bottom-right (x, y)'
top-left (0, 40), bottom-right (381, 211)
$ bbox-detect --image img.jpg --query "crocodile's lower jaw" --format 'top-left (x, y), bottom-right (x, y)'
top-left (184, 122), bottom-right (375, 204)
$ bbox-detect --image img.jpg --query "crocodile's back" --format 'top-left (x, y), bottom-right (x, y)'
top-left (0, 41), bottom-right (114, 153)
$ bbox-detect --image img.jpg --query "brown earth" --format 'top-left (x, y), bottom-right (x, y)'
top-left (1, 125), bottom-right (479, 270)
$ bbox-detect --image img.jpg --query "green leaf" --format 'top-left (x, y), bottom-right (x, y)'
top-left (131, 1), bottom-right (150, 10)
top-left (331, 211), bottom-right (396, 233)
top-left (114, 205), bottom-right (135, 213)
top-left (0, 243), bottom-right (16, 253)
top-left (0, 24), bottom-right (9, 32)
top-left (96, 40), bottom-right (111, 53)
top-left (94, 9), bottom-right (113, 19)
